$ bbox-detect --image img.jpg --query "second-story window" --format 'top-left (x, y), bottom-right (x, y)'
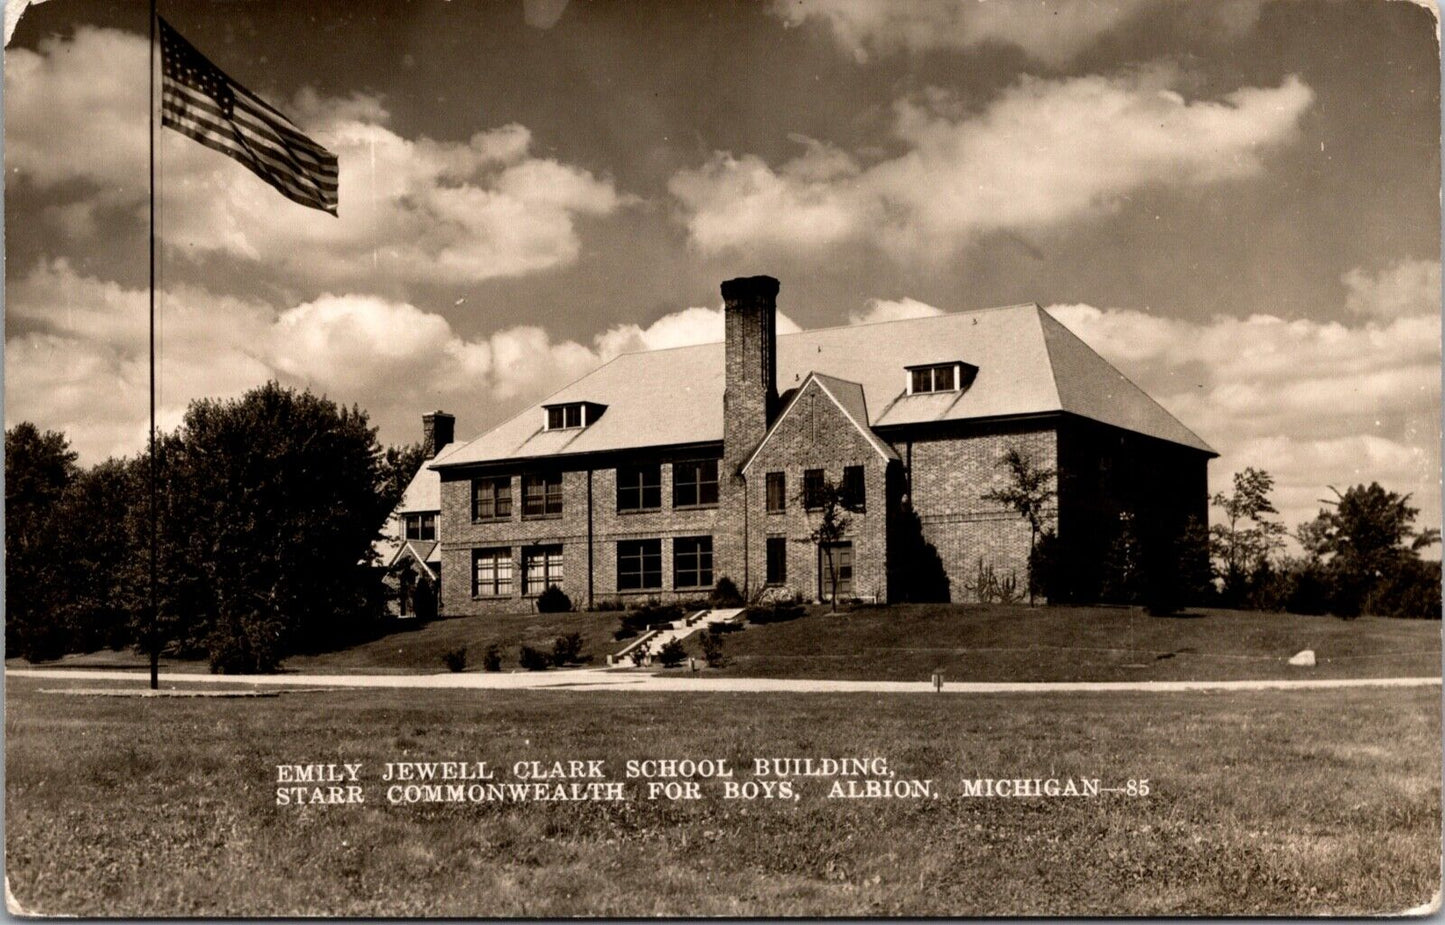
top-left (842, 465), bottom-right (865, 512)
top-left (910, 363), bottom-right (958, 394)
top-left (522, 472), bottom-right (563, 517)
top-left (766, 471), bottom-right (786, 513)
top-left (472, 477), bottom-right (512, 521)
top-left (673, 459), bottom-right (719, 508)
top-left (803, 468), bottom-right (825, 510)
top-left (404, 512), bottom-right (436, 541)
top-left (616, 463), bottom-right (662, 512)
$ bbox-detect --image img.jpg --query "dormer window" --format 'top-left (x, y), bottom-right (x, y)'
top-left (543, 401), bottom-right (606, 430)
top-left (906, 361), bottom-right (977, 395)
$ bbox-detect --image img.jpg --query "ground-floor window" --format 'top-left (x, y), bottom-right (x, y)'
top-left (473, 547), bottom-right (513, 597)
top-left (522, 544), bottom-right (564, 595)
top-left (766, 536), bottom-right (787, 584)
top-left (617, 538), bottom-right (662, 590)
top-left (673, 536), bottom-right (714, 589)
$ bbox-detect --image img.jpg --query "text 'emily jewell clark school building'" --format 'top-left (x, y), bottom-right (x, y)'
top-left (422, 276), bottom-right (1215, 614)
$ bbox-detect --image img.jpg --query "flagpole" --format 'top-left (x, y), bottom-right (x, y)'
top-left (148, 0), bottom-right (159, 692)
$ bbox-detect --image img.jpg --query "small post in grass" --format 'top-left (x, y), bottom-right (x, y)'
top-left (932, 670), bottom-right (944, 692)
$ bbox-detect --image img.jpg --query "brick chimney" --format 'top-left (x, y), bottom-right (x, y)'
top-left (721, 275), bottom-right (779, 466)
top-left (422, 411), bottom-right (455, 459)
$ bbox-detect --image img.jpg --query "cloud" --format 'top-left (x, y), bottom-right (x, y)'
top-left (1045, 260), bottom-right (1441, 537)
top-left (5, 27), bottom-right (625, 287)
top-left (848, 297), bottom-right (944, 325)
top-left (670, 68), bottom-right (1313, 260)
top-left (1343, 257), bottom-right (1441, 320)
top-left (772, 0), bottom-right (1261, 67)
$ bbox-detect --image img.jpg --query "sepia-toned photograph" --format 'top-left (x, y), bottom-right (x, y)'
top-left (3, 0), bottom-right (1441, 916)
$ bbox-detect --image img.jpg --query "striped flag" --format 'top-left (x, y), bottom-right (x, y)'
top-left (159, 17), bottom-right (339, 215)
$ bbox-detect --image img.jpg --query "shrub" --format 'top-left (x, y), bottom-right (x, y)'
top-left (551, 632), bottom-right (584, 666)
top-left (656, 638), bottom-right (687, 668)
top-left (700, 632), bottom-right (725, 667)
top-left (708, 619), bottom-right (743, 635)
top-left (617, 602), bottom-right (683, 638)
top-left (482, 644), bottom-right (502, 672)
top-left (710, 576), bottom-right (743, 607)
top-left (519, 645), bottom-right (551, 671)
top-left (440, 646), bottom-right (468, 672)
top-left (746, 600), bottom-right (806, 624)
top-left (535, 584), bottom-right (573, 613)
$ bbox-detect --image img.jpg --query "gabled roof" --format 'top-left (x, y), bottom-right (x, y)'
top-left (742, 372), bottom-right (898, 474)
top-left (436, 303), bottom-right (1214, 469)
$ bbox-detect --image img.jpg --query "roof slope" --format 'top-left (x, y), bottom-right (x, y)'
top-left (743, 373), bottom-right (899, 473)
top-left (438, 303), bottom-right (1213, 468)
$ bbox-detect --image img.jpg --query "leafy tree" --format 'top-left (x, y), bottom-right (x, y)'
top-left (5, 423), bottom-right (79, 660)
top-left (1300, 482), bottom-right (1440, 617)
top-left (1210, 468), bottom-right (1286, 604)
top-left (378, 440), bottom-right (427, 512)
top-left (801, 476), bottom-right (852, 611)
top-left (982, 445), bottom-right (1056, 604)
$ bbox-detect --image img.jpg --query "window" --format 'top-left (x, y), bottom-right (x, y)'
top-left (472, 477), bottom-right (512, 521)
top-left (673, 459), bottom-right (719, 508)
top-left (765, 471), bottom-right (786, 513)
top-left (803, 468), bottom-right (825, 510)
top-left (473, 548), bottom-right (513, 597)
top-left (766, 536), bottom-right (787, 584)
top-left (909, 363), bottom-right (958, 394)
top-left (545, 403), bottom-right (587, 430)
top-left (842, 465), bottom-right (865, 512)
top-left (617, 464), bottom-right (662, 512)
top-left (404, 513), bottom-right (436, 541)
top-left (674, 536), bottom-right (714, 589)
top-left (522, 545), bottom-right (564, 595)
top-left (617, 539), bottom-right (662, 591)
top-left (522, 473), bottom-right (563, 517)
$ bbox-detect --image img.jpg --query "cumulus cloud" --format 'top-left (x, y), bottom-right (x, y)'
top-left (5, 27), bottom-right (625, 287)
top-left (848, 297), bottom-right (944, 325)
top-left (670, 68), bottom-right (1313, 259)
top-left (1045, 259), bottom-right (1441, 538)
top-left (772, 0), bottom-right (1261, 67)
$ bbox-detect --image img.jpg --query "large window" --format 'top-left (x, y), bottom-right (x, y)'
top-left (673, 536), bottom-right (714, 589)
top-left (617, 464), bottom-right (662, 512)
top-left (473, 548), bottom-right (513, 597)
top-left (765, 471), bottom-right (786, 513)
top-left (522, 545), bottom-right (564, 595)
top-left (472, 477), bottom-right (512, 521)
top-left (909, 364), bottom-right (958, 394)
top-left (617, 539), bottom-right (663, 591)
top-left (842, 465), bottom-right (865, 512)
top-left (522, 473), bottom-right (563, 518)
top-left (404, 512), bottom-right (436, 541)
top-left (673, 459), bottom-right (719, 508)
top-left (803, 468), bottom-right (825, 510)
top-left (766, 536), bottom-right (787, 584)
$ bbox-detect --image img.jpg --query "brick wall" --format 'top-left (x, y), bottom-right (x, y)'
top-left (896, 423), bottom-right (1058, 602)
top-left (743, 378), bottom-right (894, 602)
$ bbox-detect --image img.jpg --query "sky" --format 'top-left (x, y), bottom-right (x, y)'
top-left (4, 0), bottom-right (1441, 542)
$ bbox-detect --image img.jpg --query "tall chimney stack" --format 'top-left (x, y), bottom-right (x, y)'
top-left (721, 275), bottom-right (779, 462)
top-left (422, 411), bottom-right (455, 459)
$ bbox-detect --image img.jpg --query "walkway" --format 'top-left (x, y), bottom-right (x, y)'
top-left (7, 667), bottom-right (1440, 694)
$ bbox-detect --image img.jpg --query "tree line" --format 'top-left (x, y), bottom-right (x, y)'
top-left (6, 382), bottom-right (425, 668)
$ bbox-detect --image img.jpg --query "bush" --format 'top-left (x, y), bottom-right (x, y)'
top-left (440, 646), bottom-right (468, 672)
top-left (656, 638), bottom-right (687, 668)
top-left (519, 645), bottom-right (551, 671)
top-left (617, 602), bottom-right (683, 638)
top-left (207, 610), bottom-right (285, 674)
top-left (746, 600), bottom-right (806, 624)
top-left (708, 619), bottom-right (743, 635)
top-left (535, 584), bottom-right (573, 613)
top-left (700, 632), bottom-right (725, 667)
top-left (710, 576), bottom-right (743, 607)
top-left (482, 644), bottom-right (502, 672)
top-left (551, 632), bottom-right (585, 666)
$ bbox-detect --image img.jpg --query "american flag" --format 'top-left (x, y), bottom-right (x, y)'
top-left (159, 17), bottom-right (339, 215)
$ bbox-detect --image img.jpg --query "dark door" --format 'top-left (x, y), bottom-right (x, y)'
top-left (819, 542), bottom-right (853, 601)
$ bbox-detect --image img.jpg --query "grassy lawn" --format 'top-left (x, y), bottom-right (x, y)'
top-left (681, 604), bottom-right (1443, 682)
top-left (5, 676), bottom-right (1439, 916)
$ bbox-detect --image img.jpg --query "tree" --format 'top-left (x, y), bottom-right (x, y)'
top-left (802, 476), bottom-right (852, 611)
top-left (981, 445), bottom-right (1056, 604)
top-left (159, 382), bottom-right (392, 671)
top-left (378, 441), bottom-right (427, 513)
top-left (1210, 468), bottom-right (1286, 604)
top-left (5, 423), bottom-right (80, 660)
top-left (1300, 482), bottom-right (1440, 617)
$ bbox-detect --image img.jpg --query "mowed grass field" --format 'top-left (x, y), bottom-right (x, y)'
top-left (5, 676), bottom-right (1439, 916)
top-left (686, 604), bottom-right (1443, 682)
top-left (13, 604), bottom-right (1441, 682)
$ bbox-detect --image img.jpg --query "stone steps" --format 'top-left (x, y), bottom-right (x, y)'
top-left (608, 608), bottom-right (745, 666)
